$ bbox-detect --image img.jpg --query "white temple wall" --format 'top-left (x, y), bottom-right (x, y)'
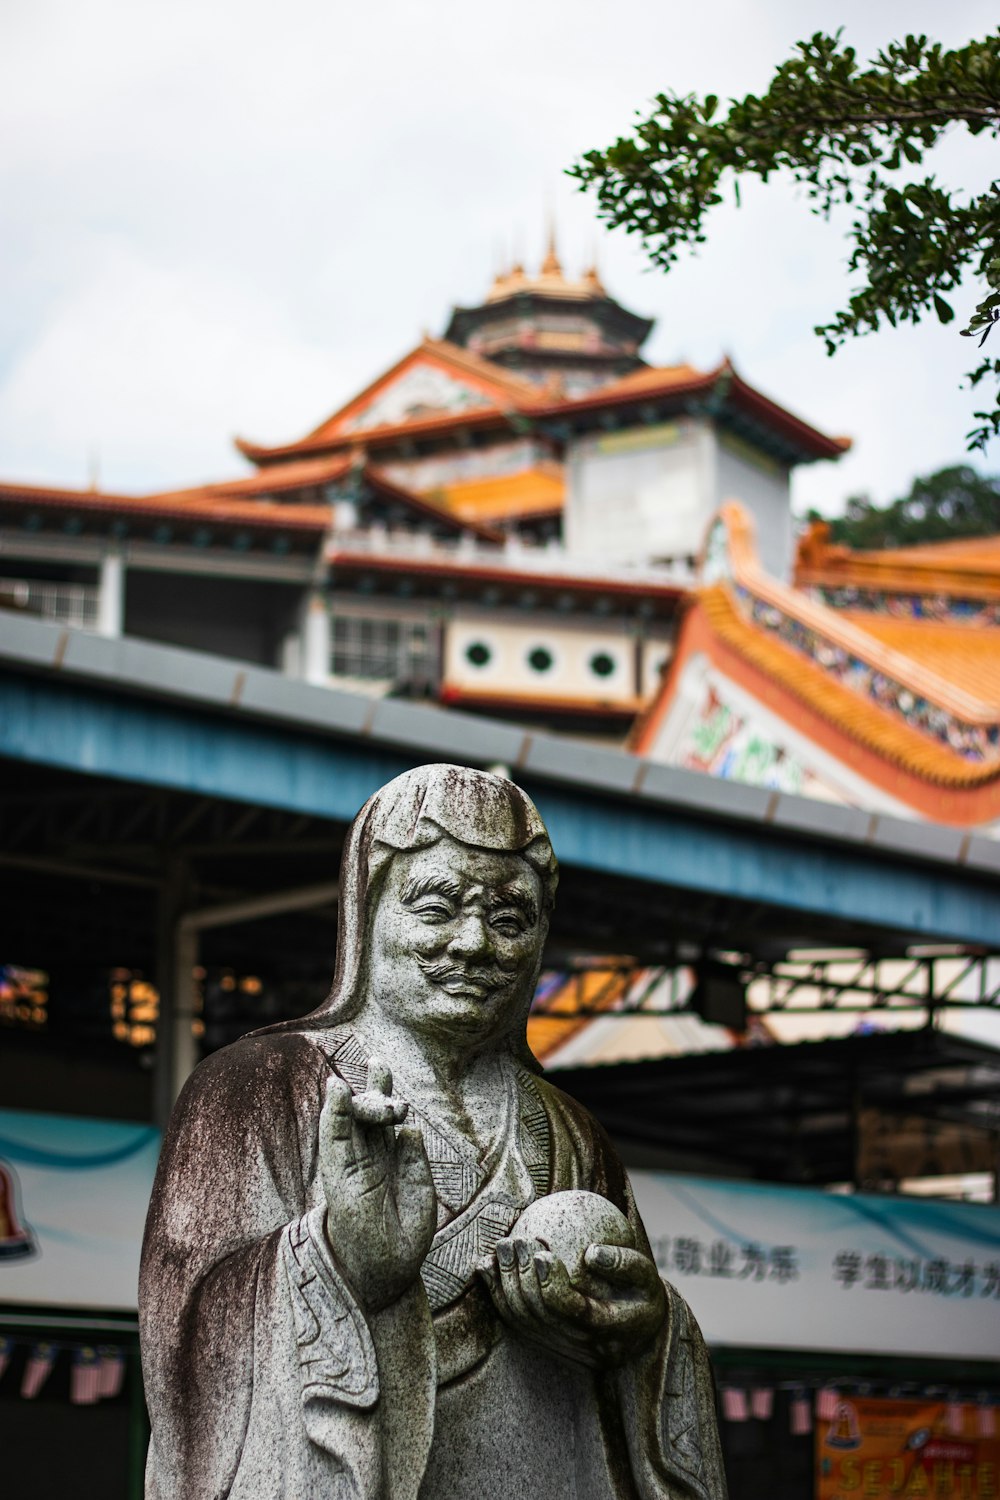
top-left (712, 434), bottom-right (793, 579)
top-left (564, 418), bottom-right (710, 565)
top-left (565, 419), bottom-right (793, 574)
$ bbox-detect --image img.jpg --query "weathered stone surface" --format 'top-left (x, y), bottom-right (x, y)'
top-left (140, 763), bottom-right (728, 1499)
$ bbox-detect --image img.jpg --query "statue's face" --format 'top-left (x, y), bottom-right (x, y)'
top-left (365, 833), bottom-right (545, 1046)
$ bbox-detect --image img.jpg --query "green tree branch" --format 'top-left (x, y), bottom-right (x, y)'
top-left (570, 30), bottom-right (1000, 451)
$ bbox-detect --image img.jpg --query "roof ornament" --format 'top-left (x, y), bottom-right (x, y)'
top-left (540, 217), bottom-right (563, 278)
top-left (582, 242), bottom-right (606, 296)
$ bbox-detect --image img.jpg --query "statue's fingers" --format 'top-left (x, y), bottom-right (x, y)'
top-left (366, 1055), bottom-right (393, 1097)
top-left (478, 1257), bottom-right (514, 1319)
top-left (352, 1092), bottom-right (398, 1126)
top-left (537, 1254), bottom-right (590, 1323)
top-left (496, 1238), bottom-right (538, 1326)
top-left (515, 1242), bottom-right (550, 1321)
top-left (319, 1076), bottom-right (357, 1165)
top-left (583, 1244), bottom-right (658, 1294)
top-left (394, 1124), bottom-right (434, 1197)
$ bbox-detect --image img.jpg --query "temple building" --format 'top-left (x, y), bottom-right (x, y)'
top-left (0, 243), bottom-right (846, 738)
top-left (3, 246), bottom-right (1000, 1500)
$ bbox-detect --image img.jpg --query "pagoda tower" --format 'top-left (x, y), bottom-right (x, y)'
top-left (443, 232), bottom-right (653, 396)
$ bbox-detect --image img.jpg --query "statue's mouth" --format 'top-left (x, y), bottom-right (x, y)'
top-left (415, 956), bottom-right (511, 1000)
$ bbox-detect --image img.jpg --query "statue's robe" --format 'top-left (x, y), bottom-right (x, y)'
top-left (140, 1027), bottom-right (727, 1500)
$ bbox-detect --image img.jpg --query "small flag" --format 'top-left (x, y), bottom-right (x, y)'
top-left (751, 1387), bottom-right (774, 1421)
top-left (816, 1388), bottom-right (839, 1422)
top-left (97, 1345), bottom-right (125, 1399)
top-left (21, 1341), bottom-right (57, 1399)
top-left (791, 1394), bottom-right (812, 1435)
top-left (71, 1345), bottom-right (102, 1405)
top-left (946, 1403), bottom-right (965, 1436)
top-left (978, 1406), bottom-right (996, 1439)
top-left (0, 1334), bottom-right (13, 1381)
top-left (722, 1387), bottom-right (749, 1422)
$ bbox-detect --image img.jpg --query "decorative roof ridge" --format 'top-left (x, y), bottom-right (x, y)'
top-left (724, 504), bottom-right (997, 722)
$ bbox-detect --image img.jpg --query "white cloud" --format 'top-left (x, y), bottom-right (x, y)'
top-left (1, 0), bottom-right (996, 502)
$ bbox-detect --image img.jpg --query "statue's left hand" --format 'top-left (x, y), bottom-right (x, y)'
top-left (480, 1239), bottom-right (666, 1368)
top-left (319, 1059), bottom-right (436, 1314)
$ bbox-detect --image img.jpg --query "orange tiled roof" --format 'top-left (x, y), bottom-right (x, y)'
top-left (841, 613), bottom-right (1000, 705)
top-left (238, 347), bottom-right (849, 467)
top-left (434, 467), bottom-right (564, 523)
top-left (150, 453), bottom-right (354, 503)
top-left (531, 360), bottom-right (851, 461)
top-left (0, 479), bottom-right (332, 532)
top-left (796, 523), bottom-right (1000, 598)
top-left (0, 462), bottom-right (499, 543)
top-left (362, 464), bottom-right (501, 543)
top-left (587, 363), bottom-right (709, 398)
top-left (699, 584), bottom-right (1000, 788)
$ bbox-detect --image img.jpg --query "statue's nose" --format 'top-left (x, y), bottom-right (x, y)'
top-left (447, 913), bottom-right (491, 958)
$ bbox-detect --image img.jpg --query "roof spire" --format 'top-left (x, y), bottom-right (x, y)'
top-left (540, 214), bottom-right (563, 277)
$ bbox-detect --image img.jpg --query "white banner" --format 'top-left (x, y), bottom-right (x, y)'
top-left (4, 1106), bottom-right (999, 1360)
top-left (0, 1108), bottom-right (160, 1311)
top-left (631, 1171), bottom-right (1000, 1360)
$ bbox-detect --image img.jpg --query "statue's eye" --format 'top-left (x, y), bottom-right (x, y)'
top-left (413, 899), bottom-right (454, 921)
top-left (491, 912), bottom-right (525, 936)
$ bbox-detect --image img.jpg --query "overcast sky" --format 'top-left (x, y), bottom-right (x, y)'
top-left (1, 0), bottom-right (995, 515)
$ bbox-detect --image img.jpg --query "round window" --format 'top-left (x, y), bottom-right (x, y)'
top-left (590, 651), bottom-right (617, 679)
top-left (465, 641), bottom-right (492, 668)
top-left (527, 646), bottom-right (554, 674)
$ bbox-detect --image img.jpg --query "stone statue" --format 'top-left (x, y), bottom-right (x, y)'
top-left (140, 764), bottom-right (727, 1500)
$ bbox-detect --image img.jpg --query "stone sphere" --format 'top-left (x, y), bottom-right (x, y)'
top-left (509, 1190), bottom-right (635, 1285)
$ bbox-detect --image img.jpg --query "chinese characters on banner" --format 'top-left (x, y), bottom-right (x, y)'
top-left (817, 1399), bottom-right (999, 1500)
top-left (649, 1235), bottom-right (800, 1283)
top-left (630, 1172), bottom-right (1000, 1359)
top-left (832, 1251), bottom-right (1000, 1299)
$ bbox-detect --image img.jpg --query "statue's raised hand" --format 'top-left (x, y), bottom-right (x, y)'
top-left (319, 1058), bottom-right (436, 1313)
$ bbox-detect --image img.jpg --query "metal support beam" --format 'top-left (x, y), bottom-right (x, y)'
top-left (180, 880), bottom-right (340, 933)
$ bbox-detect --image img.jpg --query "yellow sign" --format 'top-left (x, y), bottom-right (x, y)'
top-left (818, 1399), bottom-right (998, 1500)
top-left (593, 420), bottom-right (685, 456)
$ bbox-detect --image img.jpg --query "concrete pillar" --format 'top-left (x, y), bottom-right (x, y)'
top-left (302, 591), bottom-right (331, 685)
top-left (96, 549), bottom-right (125, 637)
top-left (153, 860), bottom-right (199, 1130)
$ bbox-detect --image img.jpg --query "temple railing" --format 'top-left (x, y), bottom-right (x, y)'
top-left (328, 528), bottom-right (696, 586)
